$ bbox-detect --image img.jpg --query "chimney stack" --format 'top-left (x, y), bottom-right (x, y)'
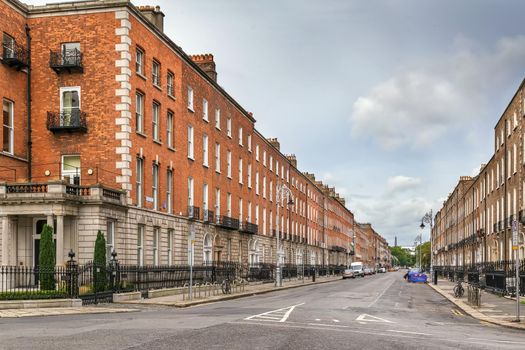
top-left (190, 54), bottom-right (217, 82)
top-left (286, 154), bottom-right (297, 168)
top-left (138, 5), bottom-right (165, 32)
top-left (267, 138), bottom-right (280, 151)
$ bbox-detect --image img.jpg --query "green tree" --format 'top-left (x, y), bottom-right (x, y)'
top-left (389, 246), bottom-right (415, 267)
top-left (415, 241), bottom-right (431, 269)
top-left (39, 224), bottom-right (56, 290)
top-left (93, 230), bottom-right (107, 292)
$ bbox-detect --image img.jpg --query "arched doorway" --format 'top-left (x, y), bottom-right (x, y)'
top-left (248, 239), bottom-right (260, 265)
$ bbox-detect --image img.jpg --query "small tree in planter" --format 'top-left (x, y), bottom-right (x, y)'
top-left (93, 231), bottom-right (107, 292)
top-left (39, 224), bottom-right (56, 291)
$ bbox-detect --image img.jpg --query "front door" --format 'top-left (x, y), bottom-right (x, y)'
top-left (33, 219), bottom-right (56, 268)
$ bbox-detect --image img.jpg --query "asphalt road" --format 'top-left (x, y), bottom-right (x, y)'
top-left (1, 271), bottom-right (525, 350)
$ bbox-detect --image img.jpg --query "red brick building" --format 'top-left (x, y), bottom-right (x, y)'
top-left (0, 0), bottom-right (387, 268)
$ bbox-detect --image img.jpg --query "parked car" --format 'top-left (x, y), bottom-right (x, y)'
top-left (351, 262), bottom-right (365, 277)
top-left (378, 267), bottom-right (386, 273)
top-left (342, 269), bottom-right (355, 279)
top-left (405, 268), bottom-right (427, 283)
top-left (364, 268), bottom-right (373, 276)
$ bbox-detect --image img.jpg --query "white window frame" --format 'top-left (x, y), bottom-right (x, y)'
top-left (215, 108), bottom-right (221, 129)
top-left (188, 177), bottom-right (194, 207)
top-left (136, 157), bottom-right (143, 207)
top-left (61, 154), bottom-right (81, 185)
top-left (187, 125), bottom-right (194, 159)
top-left (167, 71), bottom-right (174, 97)
top-left (152, 60), bottom-right (160, 87)
top-left (153, 227), bottom-right (160, 266)
top-left (152, 163), bottom-right (159, 210)
top-left (239, 158), bottom-right (243, 184)
top-left (227, 117), bottom-right (232, 138)
top-left (215, 143), bottom-right (221, 173)
top-left (255, 171), bottom-right (259, 195)
top-left (106, 221), bottom-right (115, 263)
top-left (203, 183), bottom-right (209, 211)
top-left (167, 168), bottom-right (173, 214)
top-left (167, 229), bottom-right (173, 265)
top-left (269, 156), bottom-right (273, 171)
top-left (203, 98), bottom-right (208, 121)
top-left (137, 225), bottom-right (144, 266)
top-left (135, 91), bottom-right (144, 133)
top-left (60, 86), bottom-right (81, 119)
top-left (239, 127), bottom-right (243, 146)
top-left (248, 134), bottom-right (252, 152)
top-left (2, 99), bottom-right (14, 154)
top-left (256, 144), bottom-right (259, 161)
top-left (187, 86), bottom-right (194, 111)
top-left (227, 150), bottom-right (232, 178)
top-left (136, 47), bottom-right (144, 75)
top-left (227, 193), bottom-right (232, 217)
top-left (203, 134), bottom-right (209, 167)
top-left (152, 102), bottom-right (160, 141)
top-left (248, 163), bottom-right (252, 188)
top-left (167, 111), bottom-right (174, 148)
top-left (215, 188), bottom-right (221, 219)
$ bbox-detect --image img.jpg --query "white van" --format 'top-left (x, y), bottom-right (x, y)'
top-left (350, 262), bottom-right (364, 277)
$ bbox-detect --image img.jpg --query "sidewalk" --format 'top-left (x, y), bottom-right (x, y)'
top-left (118, 275), bottom-right (342, 307)
top-left (428, 278), bottom-right (525, 330)
top-left (0, 306), bottom-right (139, 318)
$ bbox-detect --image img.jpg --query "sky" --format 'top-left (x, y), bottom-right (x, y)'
top-left (27, 0), bottom-right (525, 246)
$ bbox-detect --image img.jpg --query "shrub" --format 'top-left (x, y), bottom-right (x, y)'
top-left (93, 231), bottom-right (107, 292)
top-left (39, 224), bottom-right (56, 291)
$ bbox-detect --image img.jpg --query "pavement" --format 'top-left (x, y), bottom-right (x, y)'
top-left (0, 306), bottom-right (139, 318)
top-left (428, 278), bottom-right (525, 330)
top-left (1, 271), bottom-right (525, 349)
top-left (121, 274), bottom-right (342, 307)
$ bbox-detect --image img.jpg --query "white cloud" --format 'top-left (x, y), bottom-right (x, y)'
top-left (350, 35), bottom-right (525, 150)
top-left (386, 175), bottom-right (421, 194)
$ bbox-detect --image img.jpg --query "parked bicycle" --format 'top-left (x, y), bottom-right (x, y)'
top-left (453, 280), bottom-right (464, 298)
top-left (221, 278), bottom-right (232, 294)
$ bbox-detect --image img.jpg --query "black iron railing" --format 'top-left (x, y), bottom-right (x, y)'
top-left (203, 209), bottom-right (214, 223)
top-left (188, 206), bottom-right (200, 220)
top-left (47, 111), bottom-right (87, 133)
top-left (2, 41), bottom-right (28, 69)
top-left (240, 222), bottom-right (258, 234)
top-left (217, 215), bottom-right (240, 230)
top-left (50, 49), bottom-right (83, 73)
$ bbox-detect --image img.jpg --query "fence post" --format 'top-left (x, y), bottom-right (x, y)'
top-left (66, 250), bottom-right (78, 299)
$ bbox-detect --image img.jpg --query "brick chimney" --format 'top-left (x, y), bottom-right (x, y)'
top-left (267, 138), bottom-right (280, 151)
top-left (190, 54), bottom-right (217, 82)
top-left (138, 5), bottom-right (165, 32)
top-left (286, 154), bottom-right (297, 168)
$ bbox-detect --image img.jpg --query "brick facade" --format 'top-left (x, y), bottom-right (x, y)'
top-left (0, 0), bottom-right (388, 268)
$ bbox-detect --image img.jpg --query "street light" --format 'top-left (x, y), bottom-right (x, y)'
top-left (275, 183), bottom-right (294, 287)
top-left (420, 210), bottom-right (433, 275)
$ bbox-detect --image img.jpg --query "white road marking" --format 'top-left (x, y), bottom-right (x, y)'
top-left (307, 323), bottom-right (349, 328)
top-left (368, 278), bottom-right (396, 308)
top-left (315, 318), bottom-right (321, 321)
top-left (387, 330), bottom-right (430, 336)
top-left (355, 313), bottom-right (393, 323)
top-left (244, 303), bottom-right (305, 323)
top-left (333, 319), bottom-right (340, 323)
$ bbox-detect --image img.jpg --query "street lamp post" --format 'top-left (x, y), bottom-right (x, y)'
top-left (275, 183), bottom-right (294, 287)
top-left (420, 210), bottom-right (433, 275)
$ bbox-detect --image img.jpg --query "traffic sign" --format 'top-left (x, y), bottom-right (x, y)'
top-left (512, 220), bottom-right (518, 250)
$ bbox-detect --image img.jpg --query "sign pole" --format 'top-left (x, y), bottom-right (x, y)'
top-left (189, 224), bottom-right (195, 301)
top-left (512, 220), bottom-right (520, 322)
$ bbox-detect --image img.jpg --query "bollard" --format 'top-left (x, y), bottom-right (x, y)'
top-left (434, 270), bottom-right (438, 285)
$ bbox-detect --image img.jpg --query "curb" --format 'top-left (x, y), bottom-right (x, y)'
top-left (427, 282), bottom-right (525, 331)
top-left (120, 277), bottom-right (342, 308)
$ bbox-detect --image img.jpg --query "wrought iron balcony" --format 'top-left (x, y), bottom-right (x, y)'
top-left (203, 209), bottom-right (214, 223)
top-left (240, 221), bottom-right (258, 234)
top-left (217, 215), bottom-right (240, 230)
top-left (46, 111), bottom-right (87, 133)
top-left (188, 206), bottom-right (200, 220)
top-left (2, 42), bottom-right (28, 69)
top-left (50, 49), bottom-right (83, 73)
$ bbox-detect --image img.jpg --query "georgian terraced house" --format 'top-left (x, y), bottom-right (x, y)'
top-left (0, 0), bottom-right (389, 270)
top-left (432, 78), bottom-right (525, 274)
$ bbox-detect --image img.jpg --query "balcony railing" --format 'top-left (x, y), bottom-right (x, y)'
top-left (217, 215), bottom-right (240, 230)
top-left (2, 42), bottom-right (28, 69)
top-left (188, 206), bottom-right (200, 220)
top-left (50, 49), bottom-right (83, 73)
top-left (203, 209), bottom-right (214, 223)
top-left (47, 111), bottom-right (87, 133)
top-left (240, 221), bottom-right (258, 235)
